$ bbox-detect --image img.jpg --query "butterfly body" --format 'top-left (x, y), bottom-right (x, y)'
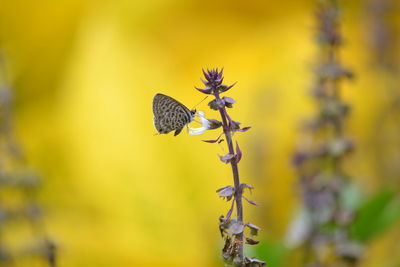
top-left (152, 93), bottom-right (196, 136)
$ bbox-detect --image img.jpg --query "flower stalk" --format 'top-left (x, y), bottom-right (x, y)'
top-left (194, 68), bottom-right (264, 267)
top-left (291, 0), bottom-right (363, 266)
top-left (0, 52), bottom-right (57, 266)
top-left (216, 88), bottom-right (244, 261)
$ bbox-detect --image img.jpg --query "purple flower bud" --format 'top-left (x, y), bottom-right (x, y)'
top-left (315, 63), bottom-right (354, 80)
top-left (237, 126), bottom-right (251, 132)
top-left (194, 86), bottom-right (213, 94)
top-left (208, 99), bottom-right (225, 110)
top-left (222, 96), bottom-right (236, 108)
top-left (218, 82), bottom-right (236, 93)
top-left (230, 121), bottom-right (241, 131)
top-left (207, 119), bottom-right (222, 129)
top-left (292, 152), bottom-right (308, 166)
top-left (219, 153), bottom-right (235, 164)
top-left (216, 185), bottom-right (235, 201)
top-left (196, 68), bottom-right (237, 95)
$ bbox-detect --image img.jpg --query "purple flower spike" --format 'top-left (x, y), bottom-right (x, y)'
top-left (192, 68), bottom-right (263, 265)
top-left (194, 86), bottom-right (213, 94)
top-left (196, 68), bottom-right (236, 94)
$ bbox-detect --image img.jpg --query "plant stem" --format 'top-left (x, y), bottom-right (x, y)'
top-left (214, 92), bottom-right (244, 263)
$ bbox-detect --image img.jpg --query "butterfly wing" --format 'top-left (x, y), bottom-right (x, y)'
top-left (153, 94), bottom-right (173, 134)
top-left (152, 94), bottom-right (193, 135)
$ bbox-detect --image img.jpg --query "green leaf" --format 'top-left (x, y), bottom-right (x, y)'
top-left (372, 197), bottom-right (400, 236)
top-left (248, 241), bottom-right (288, 267)
top-left (351, 190), bottom-right (400, 242)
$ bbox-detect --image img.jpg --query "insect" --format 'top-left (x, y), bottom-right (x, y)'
top-left (152, 93), bottom-right (196, 136)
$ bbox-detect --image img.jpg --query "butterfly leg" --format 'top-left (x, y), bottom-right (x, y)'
top-left (174, 128), bottom-right (183, 136)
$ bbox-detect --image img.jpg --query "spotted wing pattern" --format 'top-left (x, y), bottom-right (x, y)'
top-left (153, 93), bottom-right (194, 136)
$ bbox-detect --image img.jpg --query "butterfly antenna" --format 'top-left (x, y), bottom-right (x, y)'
top-left (191, 96), bottom-right (208, 110)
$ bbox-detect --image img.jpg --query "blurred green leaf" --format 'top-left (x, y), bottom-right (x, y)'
top-left (247, 240), bottom-right (288, 267)
top-left (351, 190), bottom-right (400, 242)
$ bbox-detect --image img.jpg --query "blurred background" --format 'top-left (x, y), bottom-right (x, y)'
top-left (0, 0), bottom-right (399, 266)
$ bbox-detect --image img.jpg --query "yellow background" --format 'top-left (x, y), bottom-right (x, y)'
top-left (0, 0), bottom-right (399, 266)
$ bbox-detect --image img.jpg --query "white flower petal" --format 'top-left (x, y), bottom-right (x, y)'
top-left (189, 127), bottom-right (208, 135)
top-left (188, 110), bottom-right (211, 135)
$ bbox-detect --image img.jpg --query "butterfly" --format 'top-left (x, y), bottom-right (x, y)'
top-left (152, 93), bottom-right (196, 136)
